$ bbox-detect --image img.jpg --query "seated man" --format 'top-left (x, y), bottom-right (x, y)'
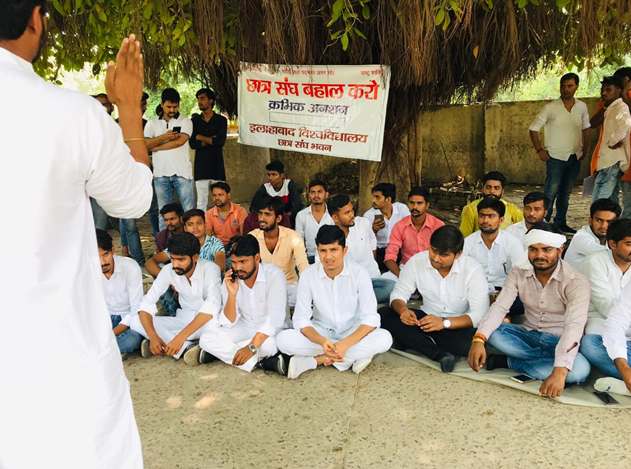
top-left (249, 196), bottom-right (309, 307)
top-left (243, 196), bottom-right (291, 235)
top-left (188, 235), bottom-right (288, 372)
top-left (295, 180), bottom-right (334, 264)
top-left (327, 194), bottom-right (394, 303)
top-left (363, 183), bottom-right (410, 271)
top-left (468, 223), bottom-right (592, 398)
top-left (97, 229), bottom-right (144, 355)
top-left (156, 202), bottom-right (184, 254)
top-left (380, 225), bottom-right (489, 372)
top-left (505, 192), bottom-right (549, 247)
top-left (463, 197), bottom-right (524, 292)
top-left (564, 198), bottom-right (620, 270)
top-left (579, 219), bottom-right (631, 376)
top-left (146, 209), bottom-right (226, 276)
top-left (131, 233), bottom-right (222, 359)
top-left (277, 225), bottom-right (393, 379)
top-left (384, 186), bottom-right (444, 279)
top-left (205, 182), bottom-right (247, 246)
top-left (459, 171), bottom-right (523, 237)
top-left (249, 160), bottom-right (303, 226)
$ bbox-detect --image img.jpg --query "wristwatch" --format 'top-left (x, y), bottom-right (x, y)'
top-left (442, 318), bottom-right (452, 330)
top-left (248, 344), bottom-right (258, 354)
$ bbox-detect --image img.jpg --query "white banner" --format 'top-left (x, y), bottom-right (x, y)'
top-left (237, 63), bottom-right (391, 162)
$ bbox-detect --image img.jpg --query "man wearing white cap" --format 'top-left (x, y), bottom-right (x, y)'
top-left (468, 223), bottom-right (592, 398)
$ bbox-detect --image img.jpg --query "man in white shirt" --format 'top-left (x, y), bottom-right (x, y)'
top-left (1, 10), bottom-right (152, 466)
top-left (145, 87), bottom-right (195, 230)
top-left (565, 198), bottom-right (620, 270)
top-left (131, 232), bottom-right (222, 359)
top-left (381, 225), bottom-right (490, 372)
top-left (187, 235), bottom-right (288, 374)
top-left (530, 72), bottom-right (590, 234)
top-left (580, 219), bottom-right (631, 384)
top-left (506, 191), bottom-right (549, 247)
top-left (295, 179), bottom-right (334, 264)
top-left (277, 226), bottom-right (393, 379)
top-left (463, 197), bottom-right (524, 292)
top-left (327, 194), bottom-right (395, 303)
top-left (592, 76), bottom-right (631, 202)
top-left (363, 183), bottom-right (410, 271)
top-left (97, 230), bottom-right (144, 355)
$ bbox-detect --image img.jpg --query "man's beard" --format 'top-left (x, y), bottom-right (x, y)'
top-left (531, 258), bottom-right (558, 272)
top-left (174, 259), bottom-right (195, 276)
top-left (261, 221), bottom-right (277, 232)
top-left (479, 226), bottom-right (498, 235)
top-left (483, 194), bottom-right (499, 199)
top-left (236, 265), bottom-right (257, 280)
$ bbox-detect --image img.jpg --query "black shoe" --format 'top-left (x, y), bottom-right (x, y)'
top-left (259, 353), bottom-right (289, 376)
top-left (435, 351), bottom-right (456, 373)
top-left (555, 223), bottom-right (577, 234)
top-left (485, 354), bottom-right (509, 371)
top-left (199, 350), bottom-right (218, 365)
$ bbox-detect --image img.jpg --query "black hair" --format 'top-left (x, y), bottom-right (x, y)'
top-left (560, 73), bottom-right (579, 85)
top-left (160, 203), bottom-right (183, 217)
top-left (0, 0), bottom-right (47, 40)
top-left (211, 181), bottom-right (231, 194)
top-left (156, 104), bottom-right (164, 117)
top-left (94, 93), bottom-right (109, 100)
top-left (227, 235), bottom-right (260, 257)
top-left (613, 67), bottom-right (631, 81)
top-left (482, 171), bottom-right (507, 187)
top-left (327, 194), bottom-right (352, 216)
top-left (408, 186), bottom-right (430, 200)
top-left (602, 76), bottom-right (624, 90)
top-left (308, 179), bottom-right (328, 192)
top-left (315, 225), bottom-right (346, 248)
top-left (372, 183), bottom-right (396, 202)
top-left (590, 199), bottom-right (621, 218)
top-left (168, 232), bottom-right (200, 258)
top-left (430, 225), bottom-right (464, 255)
top-left (142, 92), bottom-right (149, 101)
top-left (265, 160), bottom-right (284, 174)
top-left (477, 197), bottom-right (506, 217)
top-left (161, 88), bottom-right (181, 104)
top-left (96, 229), bottom-right (113, 251)
top-left (183, 209), bottom-right (206, 225)
top-left (196, 88), bottom-right (216, 100)
top-left (607, 219), bottom-right (631, 244)
top-left (259, 195), bottom-right (285, 218)
top-left (523, 191), bottom-right (549, 207)
top-left (526, 221), bottom-right (564, 235)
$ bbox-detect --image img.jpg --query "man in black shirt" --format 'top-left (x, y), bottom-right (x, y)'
top-left (189, 88), bottom-right (228, 211)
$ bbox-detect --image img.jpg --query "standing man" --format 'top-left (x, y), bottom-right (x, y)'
top-left (295, 180), bottom-right (334, 264)
top-left (189, 88), bottom-right (228, 211)
top-left (250, 160), bottom-right (303, 227)
top-left (505, 192), bottom-right (549, 247)
top-left (145, 87), bottom-right (195, 229)
top-left (459, 171), bottom-right (523, 237)
top-left (1, 2), bottom-right (152, 463)
top-left (205, 182), bottom-right (247, 246)
top-left (529, 73), bottom-right (591, 234)
top-left (363, 183), bottom-right (410, 271)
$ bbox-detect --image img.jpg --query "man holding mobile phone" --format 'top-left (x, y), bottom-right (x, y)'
top-left (144, 88), bottom-right (196, 229)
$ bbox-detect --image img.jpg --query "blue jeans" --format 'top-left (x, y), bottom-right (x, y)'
top-left (154, 176), bottom-right (196, 231)
top-left (148, 182), bottom-right (160, 241)
top-left (119, 218), bottom-right (145, 267)
top-left (581, 334), bottom-right (631, 380)
top-left (111, 315), bottom-right (143, 353)
top-left (621, 181), bottom-right (631, 219)
top-left (90, 197), bottom-right (112, 231)
top-left (544, 154), bottom-right (581, 225)
top-left (593, 164), bottom-right (623, 202)
top-left (372, 278), bottom-right (395, 304)
top-left (487, 323), bottom-right (591, 383)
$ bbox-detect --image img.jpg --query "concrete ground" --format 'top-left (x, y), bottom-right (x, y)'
top-left (111, 184), bottom-right (630, 469)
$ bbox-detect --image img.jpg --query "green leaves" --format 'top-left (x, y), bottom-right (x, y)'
top-left (326, 0), bottom-right (369, 52)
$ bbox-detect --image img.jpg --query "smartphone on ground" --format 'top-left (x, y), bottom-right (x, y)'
top-left (511, 374), bottom-right (536, 384)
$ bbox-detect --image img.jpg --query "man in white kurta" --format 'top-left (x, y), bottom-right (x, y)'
top-left (1, 12), bottom-right (152, 469)
top-left (277, 225), bottom-right (393, 379)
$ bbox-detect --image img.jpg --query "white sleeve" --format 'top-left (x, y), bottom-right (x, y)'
top-left (180, 117), bottom-right (193, 138)
top-left (295, 211), bottom-right (306, 239)
top-left (603, 286), bottom-right (631, 361)
top-left (581, 104), bottom-right (591, 130)
top-left (506, 236), bottom-right (525, 269)
top-left (529, 103), bottom-right (550, 132)
top-left (257, 268), bottom-right (288, 337)
top-left (218, 280), bottom-right (240, 327)
top-left (120, 263), bottom-right (144, 327)
top-left (357, 268), bottom-right (380, 328)
top-left (138, 268), bottom-right (172, 316)
top-left (581, 256), bottom-right (616, 317)
top-left (465, 264), bottom-right (492, 327)
top-left (367, 220), bottom-right (377, 251)
top-left (198, 263), bottom-right (222, 317)
top-left (293, 274), bottom-right (315, 331)
top-left (389, 259), bottom-right (418, 305)
top-left (143, 120), bottom-right (155, 138)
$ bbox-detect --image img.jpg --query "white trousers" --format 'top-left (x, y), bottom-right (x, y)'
top-left (277, 326), bottom-right (392, 371)
top-left (195, 179), bottom-right (222, 211)
top-left (130, 311), bottom-right (213, 359)
top-left (199, 320), bottom-right (278, 372)
top-left (287, 281), bottom-right (297, 307)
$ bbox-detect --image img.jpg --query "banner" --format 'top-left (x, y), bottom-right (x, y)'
top-left (237, 63), bottom-right (391, 162)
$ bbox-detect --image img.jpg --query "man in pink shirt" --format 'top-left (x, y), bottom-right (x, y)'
top-left (384, 186), bottom-right (445, 278)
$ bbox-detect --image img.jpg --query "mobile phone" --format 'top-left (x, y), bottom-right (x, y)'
top-left (172, 126), bottom-right (182, 133)
top-left (375, 214), bottom-right (384, 222)
top-left (231, 270), bottom-right (238, 282)
top-left (593, 391), bottom-right (619, 405)
top-left (511, 374), bottom-right (536, 384)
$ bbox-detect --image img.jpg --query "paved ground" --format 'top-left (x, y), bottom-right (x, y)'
top-left (109, 184), bottom-right (630, 469)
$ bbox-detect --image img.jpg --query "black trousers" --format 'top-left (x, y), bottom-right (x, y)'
top-left (378, 306), bottom-right (475, 360)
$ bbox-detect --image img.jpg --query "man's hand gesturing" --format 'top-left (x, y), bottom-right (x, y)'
top-left (105, 34), bottom-right (144, 110)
